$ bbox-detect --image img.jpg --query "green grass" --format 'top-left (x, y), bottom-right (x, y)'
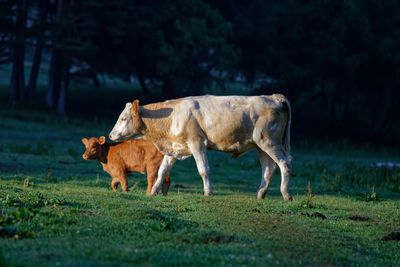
top-left (1, 102), bottom-right (400, 266)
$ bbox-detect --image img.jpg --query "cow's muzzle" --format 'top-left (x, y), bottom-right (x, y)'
top-left (109, 132), bottom-right (118, 141)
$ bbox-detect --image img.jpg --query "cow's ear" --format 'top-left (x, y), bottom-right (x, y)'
top-left (99, 136), bottom-right (106, 145)
top-left (131, 99), bottom-right (139, 116)
top-left (82, 138), bottom-right (88, 144)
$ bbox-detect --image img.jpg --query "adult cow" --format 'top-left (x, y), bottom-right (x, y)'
top-left (109, 94), bottom-right (293, 201)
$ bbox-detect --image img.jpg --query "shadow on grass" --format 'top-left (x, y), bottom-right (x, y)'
top-left (129, 207), bottom-right (247, 245)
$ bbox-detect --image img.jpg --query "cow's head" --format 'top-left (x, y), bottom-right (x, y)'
top-left (82, 136), bottom-right (106, 160)
top-left (109, 100), bottom-right (144, 141)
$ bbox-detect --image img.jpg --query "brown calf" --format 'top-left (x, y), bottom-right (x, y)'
top-left (82, 136), bottom-right (170, 195)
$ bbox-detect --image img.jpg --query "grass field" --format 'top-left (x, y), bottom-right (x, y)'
top-left (1, 92), bottom-right (400, 266)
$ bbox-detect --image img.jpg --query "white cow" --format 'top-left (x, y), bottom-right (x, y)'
top-left (109, 94), bottom-right (292, 201)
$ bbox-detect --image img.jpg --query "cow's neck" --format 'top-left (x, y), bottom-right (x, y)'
top-left (139, 112), bottom-right (173, 154)
top-left (140, 107), bottom-right (172, 140)
top-left (141, 122), bottom-right (167, 142)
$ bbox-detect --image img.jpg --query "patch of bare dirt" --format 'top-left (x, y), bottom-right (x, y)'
top-left (380, 232), bottom-right (400, 241)
top-left (347, 215), bottom-right (369, 222)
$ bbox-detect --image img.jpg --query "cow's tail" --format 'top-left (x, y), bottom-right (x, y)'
top-left (277, 94), bottom-right (291, 157)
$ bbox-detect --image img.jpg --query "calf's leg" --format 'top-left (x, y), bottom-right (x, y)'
top-left (120, 174), bottom-right (128, 192)
top-left (188, 142), bottom-right (212, 196)
top-left (146, 167), bottom-right (158, 196)
top-left (111, 178), bottom-right (119, 192)
top-left (256, 149), bottom-right (277, 199)
top-left (162, 175), bottom-right (171, 196)
top-left (150, 155), bottom-right (176, 195)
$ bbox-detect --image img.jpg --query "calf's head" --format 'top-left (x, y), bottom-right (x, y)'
top-left (109, 100), bottom-right (143, 141)
top-left (82, 136), bottom-right (106, 160)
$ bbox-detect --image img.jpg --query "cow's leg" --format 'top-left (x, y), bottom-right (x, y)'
top-left (146, 168), bottom-right (170, 196)
top-left (256, 148), bottom-right (277, 199)
top-left (150, 155), bottom-right (176, 196)
top-left (256, 142), bottom-right (292, 201)
top-left (188, 142), bottom-right (212, 196)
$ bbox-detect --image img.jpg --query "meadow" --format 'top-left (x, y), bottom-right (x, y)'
top-left (0, 86), bottom-right (399, 266)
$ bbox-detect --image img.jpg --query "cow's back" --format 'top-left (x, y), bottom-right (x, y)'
top-left (142, 95), bottom-right (285, 156)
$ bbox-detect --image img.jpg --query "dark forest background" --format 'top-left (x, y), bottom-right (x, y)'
top-left (1, 0), bottom-right (399, 146)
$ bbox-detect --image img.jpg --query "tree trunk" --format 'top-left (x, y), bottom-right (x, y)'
top-left (27, 37), bottom-right (45, 97)
top-left (57, 69), bottom-right (69, 115)
top-left (8, 0), bottom-right (27, 105)
top-left (375, 82), bottom-right (398, 142)
top-left (46, 52), bottom-right (62, 108)
top-left (27, 0), bottom-right (49, 97)
top-left (46, 0), bottom-right (64, 108)
top-left (9, 58), bottom-right (21, 105)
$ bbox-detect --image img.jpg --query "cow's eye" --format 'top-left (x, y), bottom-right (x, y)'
top-left (121, 117), bottom-right (127, 121)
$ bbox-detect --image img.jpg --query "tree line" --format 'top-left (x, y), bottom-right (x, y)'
top-left (1, 0), bottom-right (399, 144)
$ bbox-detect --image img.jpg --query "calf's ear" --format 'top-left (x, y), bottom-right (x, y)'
top-left (99, 136), bottom-right (106, 145)
top-left (131, 99), bottom-right (139, 116)
top-left (82, 138), bottom-right (88, 144)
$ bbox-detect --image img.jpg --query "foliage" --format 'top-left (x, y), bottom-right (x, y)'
top-left (297, 181), bottom-right (313, 209)
top-left (8, 139), bottom-right (54, 156)
top-left (211, 0), bottom-right (400, 144)
top-left (0, 189), bottom-right (64, 240)
top-left (76, 0), bottom-right (239, 98)
top-left (356, 186), bottom-right (379, 202)
top-left (293, 159), bottom-right (400, 194)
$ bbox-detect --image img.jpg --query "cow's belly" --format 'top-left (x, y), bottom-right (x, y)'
top-left (153, 141), bottom-right (192, 160)
top-left (153, 136), bottom-right (255, 160)
top-left (206, 137), bottom-right (255, 153)
top-left (203, 119), bottom-right (255, 152)
top-left (207, 140), bottom-right (256, 154)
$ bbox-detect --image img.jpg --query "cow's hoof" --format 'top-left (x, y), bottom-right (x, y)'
top-left (283, 195), bottom-right (293, 202)
top-left (256, 190), bottom-right (266, 199)
top-left (149, 189), bottom-right (158, 196)
top-left (204, 190), bottom-right (212, 196)
top-left (256, 194), bottom-right (265, 200)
